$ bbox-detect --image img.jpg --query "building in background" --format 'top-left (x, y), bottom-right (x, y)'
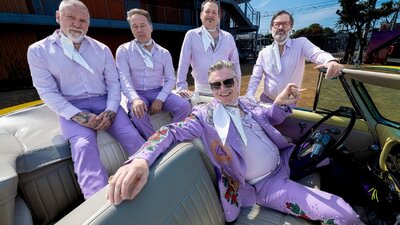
top-left (0, 0), bottom-right (260, 91)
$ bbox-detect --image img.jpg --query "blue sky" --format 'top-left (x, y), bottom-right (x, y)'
top-left (249, 0), bottom-right (396, 34)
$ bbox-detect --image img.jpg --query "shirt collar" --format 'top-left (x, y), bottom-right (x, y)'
top-left (285, 38), bottom-right (293, 48)
top-left (51, 29), bottom-right (90, 49)
top-left (197, 26), bottom-right (221, 35)
top-left (133, 39), bottom-right (160, 52)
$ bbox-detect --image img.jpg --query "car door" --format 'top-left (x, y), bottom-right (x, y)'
top-left (274, 68), bottom-right (388, 153)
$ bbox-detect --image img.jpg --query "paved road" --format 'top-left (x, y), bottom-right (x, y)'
top-left (0, 88), bottom-right (40, 109)
top-left (0, 64), bottom-right (256, 111)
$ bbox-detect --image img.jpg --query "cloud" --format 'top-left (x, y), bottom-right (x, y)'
top-left (252, 0), bottom-right (273, 9)
top-left (292, 5), bottom-right (340, 30)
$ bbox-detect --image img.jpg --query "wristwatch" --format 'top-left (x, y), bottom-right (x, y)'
top-left (328, 59), bottom-right (340, 63)
top-left (278, 104), bottom-right (290, 112)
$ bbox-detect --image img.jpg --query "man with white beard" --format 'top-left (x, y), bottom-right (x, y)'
top-left (246, 10), bottom-right (344, 103)
top-left (27, 0), bottom-right (145, 199)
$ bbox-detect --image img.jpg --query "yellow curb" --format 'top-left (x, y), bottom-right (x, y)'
top-left (0, 100), bottom-right (43, 116)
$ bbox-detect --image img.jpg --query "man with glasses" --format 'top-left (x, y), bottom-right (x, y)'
top-left (246, 10), bottom-right (344, 103)
top-left (176, 0), bottom-right (241, 98)
top-left (107, 60), bottom-right (362, 225)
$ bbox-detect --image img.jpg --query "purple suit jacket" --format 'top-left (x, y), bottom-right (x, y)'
top-left (130, 97), bottom-right (294, 222)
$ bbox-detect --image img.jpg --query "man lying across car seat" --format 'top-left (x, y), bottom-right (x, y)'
top-left (107, 60), bottom-right (364, 225)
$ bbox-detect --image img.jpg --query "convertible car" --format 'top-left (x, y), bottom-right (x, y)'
top-left (0, 68), bottom-right (399, 225)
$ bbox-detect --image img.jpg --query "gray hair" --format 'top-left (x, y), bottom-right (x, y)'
top-left (208, 60), bottom-right (237, 81)
top-left (127, 8), bottom-right (152, 26)
top-left (201, 0), bottom-right (220, 15)
top-left (59, 0), bottom-right (89, 14)
top-left (270, 10), bottom-right (294, 27)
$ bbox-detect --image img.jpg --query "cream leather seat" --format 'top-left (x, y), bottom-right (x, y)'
top-left (0, 104), bottom-right (318, 225)
top-left (0, 104), bottom-right (171, 225)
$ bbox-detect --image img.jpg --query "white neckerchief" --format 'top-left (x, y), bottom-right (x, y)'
top-left (60, 33), bottom-right (94, 74)
top-left (201, 27), bottom-right (216, 52)
top-left (133, 39), bottom-right (154, 69)
top-left (270, 41), bottom-right (282, 73)
top-left (213, 103), bottom-right (247, 146)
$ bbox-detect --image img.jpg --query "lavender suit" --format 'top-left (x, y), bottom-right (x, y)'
top-left (246, 37), bottom-right (337, 101)
top-left (176, 27), bottom-right (241, 94)
top-left (116, 40), bottom-right (191, 139)
top-left (27, 30), bottom-right (145, 199)
top-left (129, 97), bottom-right (362, 224)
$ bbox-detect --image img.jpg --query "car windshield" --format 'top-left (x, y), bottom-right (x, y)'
top-left (308, 67), bottom-right (400, 128)
top-left (363, 83), bottom-right (400, 124)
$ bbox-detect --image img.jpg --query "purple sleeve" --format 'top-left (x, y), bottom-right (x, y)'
top-left (103, 46), bottom-right (121, 112)
top-left (116, 44), bottom-right (139, 102)
top-left (265, 103), bottom-right (293, 126)
top-left (127, 113), bottom-right (204, 166)
top-left (176, 31), bottom-right (193, 91)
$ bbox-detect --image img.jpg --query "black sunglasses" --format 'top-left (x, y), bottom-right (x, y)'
top-left (209, 77), bottom-right (236, 90)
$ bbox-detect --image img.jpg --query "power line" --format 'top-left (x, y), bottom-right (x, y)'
top-left (263, 0), bottom-right (396, 18)
top-left (263, 0), bottom-right (338, 17)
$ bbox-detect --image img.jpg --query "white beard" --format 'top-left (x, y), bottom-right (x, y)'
top-left (67, 30), bottom-right (85, 43)
top-left (272, 29), bottom-right (289, 45)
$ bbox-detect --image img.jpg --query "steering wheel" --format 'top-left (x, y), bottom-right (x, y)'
top-left (290, 106), bottom-right (356, 180)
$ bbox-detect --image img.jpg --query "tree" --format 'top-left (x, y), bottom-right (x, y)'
top-left (309, 23), bottom-right (324, 34)
top-left (292, 23), bottom-right (324, 37)
top-left (323, 27), bottom-right (335, 36)
top-left (291, 24), bottom-right (336, 52)
top-left (336, 0), bottom-right (396, 63)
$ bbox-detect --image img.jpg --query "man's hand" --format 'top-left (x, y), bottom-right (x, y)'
top-left (315, 60), bottom-right (344, 79)
top-left (177, 89), bottom-right (192, 99)
top-left (132, 98), bottom-right (147, 118)
top-left (94, 110), bottom-right (116, 130)
top-left (274, 83), bottom-right (300, 106)
top-left (149, 99), bottom-right (163, 115)
top-left (107, 158), bottom-right (149, 205)
top-left (71, 112), bottom-right (100, 130)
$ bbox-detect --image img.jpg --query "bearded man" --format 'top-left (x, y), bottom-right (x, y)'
top-left (27, 0), bottom-right (145, 199)
top-left (246, 10), bottom-right (344, 103)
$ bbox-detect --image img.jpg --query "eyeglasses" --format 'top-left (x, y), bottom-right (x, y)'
top-left (209, 77), bottom-right (235, 90)
top-left (272, 21), bottom-right (292, 29)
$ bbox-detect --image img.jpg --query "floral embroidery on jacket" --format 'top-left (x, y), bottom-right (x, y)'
top-left (176, 114), bottom-right (196, 128)
top-left (285, 202), bottom-right (310, 220)
top-left (221, 169), bottom-right (239, 206)
top-left (204, 104), bottom-right (215, 126)
top-left (142, 126), bottom-right (169, 151)
top-left (142, 114), bottom-right (197, 151)
top-left (321, 218), bottom-right (335, 225)
top-left (210, 140), bottom-right (232, 163)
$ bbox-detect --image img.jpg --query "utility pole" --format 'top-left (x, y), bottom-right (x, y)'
top-left (391, 1), bottom-right (399, 30)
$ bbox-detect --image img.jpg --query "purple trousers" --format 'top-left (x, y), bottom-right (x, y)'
top-left (129, 88), bottom-right (191, 138)
top-left (59, 95), bottom-right (145, 199)
top-left (253, 150), bottom-right (363, 225)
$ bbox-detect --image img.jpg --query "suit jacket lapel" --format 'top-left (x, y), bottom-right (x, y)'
top-left (238, 98), bottom-right (292, 150)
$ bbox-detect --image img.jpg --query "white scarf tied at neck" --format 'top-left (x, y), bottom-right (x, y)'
top-left (213, 103), bottom-right (247, 146)
top-left (201, 27), bottom-right (216, 52)
top-left (268, 41), bottom-right (282, 74)
top-left (60, 33), bottom-right (94, 74)
top-left (133, 39), bottom-right (154, 69)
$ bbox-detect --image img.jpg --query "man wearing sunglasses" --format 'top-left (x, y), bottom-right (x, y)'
top-left (107, 60), bottom-right (362, 225)
top-left (175, 0), bottom-right (241, 98)
top-left (246, 10), bottom-right (344, 103)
